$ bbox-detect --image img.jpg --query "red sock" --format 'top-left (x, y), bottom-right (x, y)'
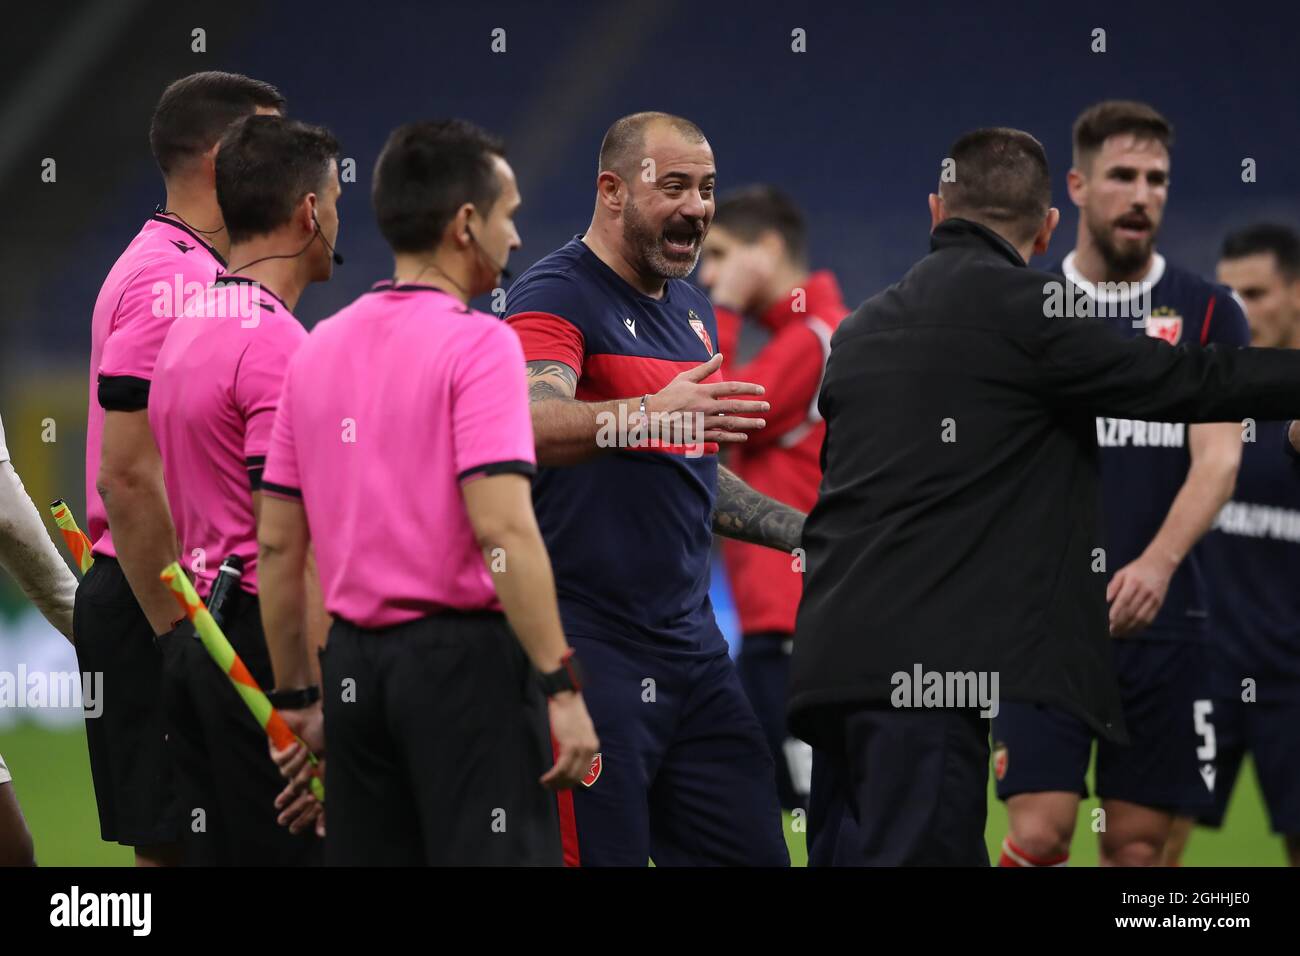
top-left (999, 837), bottom-right (1068, 867)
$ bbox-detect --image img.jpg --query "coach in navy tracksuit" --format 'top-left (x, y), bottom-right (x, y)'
top-left (790, 127), bottom-right (1300, 866)
top-left (506, 112), bottom-right (799, 866)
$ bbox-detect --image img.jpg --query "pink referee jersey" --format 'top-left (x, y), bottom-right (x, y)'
top-left (150, 276), bottom-right (307, 597)
top-left (261, 282), bottom-right (536, 629)
top-left (87, 213), bottom-right (227, 558)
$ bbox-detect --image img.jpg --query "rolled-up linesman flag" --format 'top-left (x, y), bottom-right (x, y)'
top-left (49, 499), bottom-right (93, 573)
top-left (159, 561), bottom-right (325, 803)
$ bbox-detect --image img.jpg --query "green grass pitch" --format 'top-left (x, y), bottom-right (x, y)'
top-left (0, 725), bottom-right (1284, 866)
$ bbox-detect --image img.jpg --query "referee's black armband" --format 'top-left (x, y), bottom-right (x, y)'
top-left (457, 459), bottom-right (537, 482)
top-left (261, 480), bottom-right (302, 499)
top-left (97, 375), bottom-right (150, 411)
top-left (246, 455), bottom-right (266, 490)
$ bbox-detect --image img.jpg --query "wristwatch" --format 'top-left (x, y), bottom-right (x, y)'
top-left (267, 685), bottom-right (321, 710)
top-left (539, 649), bottom-right (585, 697)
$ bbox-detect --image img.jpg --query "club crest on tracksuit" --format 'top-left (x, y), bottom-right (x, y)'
top-left (582, 752), bottom-right (602, 787)
top-left (992, 742), bottom-right (1009, 781)
top-left (1144, 307), bottom-right (1183, 345)
top-left (687, 309), bottom-right (713, 355)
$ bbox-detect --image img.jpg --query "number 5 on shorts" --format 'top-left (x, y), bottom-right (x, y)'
top-left (1193, 699), bottom-right (1216, 762)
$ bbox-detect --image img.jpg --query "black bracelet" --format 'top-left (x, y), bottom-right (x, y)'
top-left (267, 685), bottom-right (321, 710)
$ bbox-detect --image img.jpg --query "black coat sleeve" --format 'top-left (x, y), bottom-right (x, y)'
top-left (1033, 314), bottom-right (1300, 423)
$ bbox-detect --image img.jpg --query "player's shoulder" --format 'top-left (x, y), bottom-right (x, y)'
top-left (103, 220), bottom-right (223, 320)
top-left (1156, 256), bottom-right (1247, 344)
top-left (252, 283), bottom-right (309, 336)
top-left (125, 219), bottom-right (223, 281)
top-left (512, 236), bottom-right (588, 282)
top-left (406, 288), bottom-right (507, 344)
top-left (248, 300), bottom-right (310, 361)
top-left (299, 294), bottom-right (363, 351)
top-left (1154, 257), bottom-right (1237, 310)
top-left (1158, 257), bottom-right (1226, 300)
top-left (505, 238), bottom-right (606, 319)
top-left (461, 304), bottom-right (519, 346)
top-left (458, 310), bottom-right (526, 371)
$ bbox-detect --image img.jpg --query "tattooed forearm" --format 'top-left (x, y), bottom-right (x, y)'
top-left (524, 358), bottom-right (626, 466)
top-left (525, 361), bottom-right (579, 403)
top-left (712, 465), bottom-right (806, 553)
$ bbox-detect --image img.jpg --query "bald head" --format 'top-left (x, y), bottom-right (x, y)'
top-left (586, 112), bottom-right (715, 291)
top-left (598, 111), bottom-right (707, 179)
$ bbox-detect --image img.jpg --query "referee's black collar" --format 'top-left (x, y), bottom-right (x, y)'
top-left (151, 211), bottom-right (228, 268)
top-left (213, 273), bottom-right (290, 315)
top-left (930, 218), bottom-right (1027, 268)
top-left (368, 280), bottom-right (472, 312)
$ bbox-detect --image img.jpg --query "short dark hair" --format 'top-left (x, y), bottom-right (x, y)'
top-left (598, 111), bottom-right (707, 179)
top-left (372, 120), bottom-right (507, 254)
top-left (938, 127), bottom-right (1051, 244)
top-left (713, 185), bottom-right (808, 265)
top-left (1072, 100), bottom-right (1173, 170)
top-left (149, 71), bottom-right (286, 176)
top-left (1221, 223), bottom-right (1300, 281)
top-left (215, 115), bottom-right (338, 245)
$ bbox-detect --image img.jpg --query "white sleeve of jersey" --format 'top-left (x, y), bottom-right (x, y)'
top-left (0, 416), bottom-right (77, 641)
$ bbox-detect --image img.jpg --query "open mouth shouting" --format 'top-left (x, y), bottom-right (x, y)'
top-left (662, 221), bottom-right (704, 258)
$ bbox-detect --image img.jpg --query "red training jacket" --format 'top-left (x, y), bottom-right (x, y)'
top-left (717, 270), bottom-right (848, 636)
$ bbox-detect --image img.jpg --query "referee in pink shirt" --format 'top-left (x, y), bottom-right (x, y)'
top-left (258, 120), bottom-right (598, 865)
top-left (80, 72), bottom-right (285, 867)
top-left (149, 114), bottom-right (341, 865)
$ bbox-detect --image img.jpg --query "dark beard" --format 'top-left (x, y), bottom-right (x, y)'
top-left (622, 198), bottom-right (701, 281)
top-left (1088, 215), bottom-right (1155, 278)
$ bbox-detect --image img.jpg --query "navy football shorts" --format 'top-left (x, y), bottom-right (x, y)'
top-left (556, 634), bottom-right (789, 866)
top-left (1177, 646), bottom-right (1300, 834)
top-left (992, 635), bottom-right (1215, 811)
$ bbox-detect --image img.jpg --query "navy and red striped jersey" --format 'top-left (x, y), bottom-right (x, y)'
top-left (505, 236), bottom-right (727, 656)
top-left (1059, 251), bottom-right (1250, 638)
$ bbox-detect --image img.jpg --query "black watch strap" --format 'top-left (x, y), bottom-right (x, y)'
top-left (267, 685), bottom-right (321, 710)
top-left (538, 650), bottom-right (584, 697)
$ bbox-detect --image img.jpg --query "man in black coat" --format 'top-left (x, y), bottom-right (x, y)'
top-left (790, 127), bottom-right (1300, 866)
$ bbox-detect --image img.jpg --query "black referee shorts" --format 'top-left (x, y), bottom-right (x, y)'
top-left (158, 590), bottom-right (322, 866)
top-left (321, 611), bottom-right (561, 866)
top-left (73, 556), bottom-right (183, 847)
